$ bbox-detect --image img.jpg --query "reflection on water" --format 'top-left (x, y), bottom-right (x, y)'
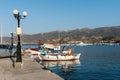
top-left (41, 60), bottom-right (80, 67)
top-left (40, 60), bottom-right (80, 75)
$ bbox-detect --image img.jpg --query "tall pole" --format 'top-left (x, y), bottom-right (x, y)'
top-left (16, 13), bottom-right (22, 62)
top-left (10, 32), bottom-right (14, 57)
top-left (59, 31), bottom-right (61, 45)
top-left (0, 25), bottom-right (2, 44)
top-left (10, 32), bottom-right (14, 49)
top-left (13, 9), bottom-right (27, 63)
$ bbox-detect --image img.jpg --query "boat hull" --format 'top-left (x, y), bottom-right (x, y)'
top-left (39, 53), bottom-right (81, 61)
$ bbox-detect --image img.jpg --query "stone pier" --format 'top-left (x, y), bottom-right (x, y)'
top-left (0, 56), bottom-right (63, 80)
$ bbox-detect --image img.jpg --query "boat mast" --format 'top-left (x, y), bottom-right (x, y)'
top-left (0, 25), bottom-right (2, 44)
top-left (58, 31), bottom-right (61, 45)
top-left (58, 31), bottom-right (61, 50)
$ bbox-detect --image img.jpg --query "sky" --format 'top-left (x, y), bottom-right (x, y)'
top-left (0, 0), bottom-right (120, 36)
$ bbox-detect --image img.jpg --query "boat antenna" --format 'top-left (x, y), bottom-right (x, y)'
top-left (0, 25), bottom-right (2, 44)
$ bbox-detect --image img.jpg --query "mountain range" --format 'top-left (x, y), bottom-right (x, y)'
top-left (3, 26), bottom-right (120, 44)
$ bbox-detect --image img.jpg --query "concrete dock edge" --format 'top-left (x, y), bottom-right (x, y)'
top-left (0, 56), bottom-right (64, 80)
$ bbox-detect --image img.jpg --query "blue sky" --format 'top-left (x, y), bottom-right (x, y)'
top-left (0, 0), bottom-right (120, 36)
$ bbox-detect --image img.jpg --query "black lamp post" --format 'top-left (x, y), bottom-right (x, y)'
top-left (10, 32), bottom-right (15, 48)
top-left (13, 9), bottom-right (27, 62)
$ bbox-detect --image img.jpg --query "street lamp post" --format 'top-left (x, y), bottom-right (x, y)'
top-left (13, 9), bottom-right (27, 62)
top-left (10, 32), bottom-right (15, 48)
top-left (10, 32), bottom-right (15, 58)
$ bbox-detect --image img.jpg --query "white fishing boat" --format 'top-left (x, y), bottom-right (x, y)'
top-left (37, 44), bottom-right (81, 61)
top-left (23, 43), bottom-right (60, 55)
top-left (23, 47), bottom-right (41, 55)
top-left (38, 53), bottom-right (81, 61)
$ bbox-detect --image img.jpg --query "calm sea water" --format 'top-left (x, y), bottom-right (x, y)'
top-left (22, 44), bottom-right (120, 80)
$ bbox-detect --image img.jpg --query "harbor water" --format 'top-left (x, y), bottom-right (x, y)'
top-left (22, 44), bottom-right (120, 80)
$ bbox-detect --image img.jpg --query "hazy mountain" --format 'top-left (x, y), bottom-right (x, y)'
top-left (3, 26), bottom-right (120, 44)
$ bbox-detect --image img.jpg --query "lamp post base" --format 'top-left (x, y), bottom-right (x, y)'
top-left (16, 34), bottom-right (22, 62)
top-left (14, 62), bottom-right (23, 69)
